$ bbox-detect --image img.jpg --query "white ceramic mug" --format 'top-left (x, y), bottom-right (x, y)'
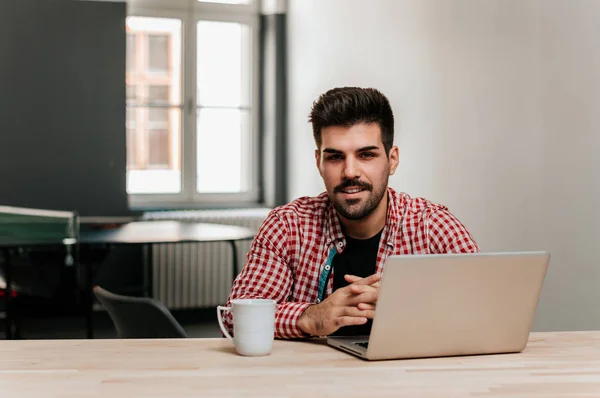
top-left (217, 299), bottom-right (276, 357)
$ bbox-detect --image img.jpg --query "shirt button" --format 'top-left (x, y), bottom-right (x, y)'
top-left (326, 239), bottom-right (331, 244)
top-left (337, 242), bottom-right (343, 248)
top-left (315, 299), bottom-right (321, 304)
top-left (325, 265), bottom-right (331, 271)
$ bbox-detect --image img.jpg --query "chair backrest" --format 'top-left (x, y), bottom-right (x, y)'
top-left (93, 285), bottom-right (187, 338)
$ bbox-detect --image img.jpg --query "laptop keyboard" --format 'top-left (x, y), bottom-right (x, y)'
top-left (354, 341), bottom-right (369, 348)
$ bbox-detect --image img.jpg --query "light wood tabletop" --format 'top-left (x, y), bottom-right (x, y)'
top-left (1, 331), bottom-right (600, 397)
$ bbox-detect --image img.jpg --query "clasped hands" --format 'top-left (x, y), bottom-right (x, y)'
top-left (298, 273), bottom-right (381, 337)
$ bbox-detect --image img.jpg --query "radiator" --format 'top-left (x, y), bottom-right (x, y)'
top-left (142, 208), bottom-right (271, 309)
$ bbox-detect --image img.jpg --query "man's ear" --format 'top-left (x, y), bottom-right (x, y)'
top-left (389, 145), bottom-right (399, 175)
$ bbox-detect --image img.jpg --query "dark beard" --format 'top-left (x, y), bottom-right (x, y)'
top-left (332, 178), bottom-right (387, 220)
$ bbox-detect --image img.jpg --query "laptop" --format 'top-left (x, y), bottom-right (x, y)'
top-left (327, 251), bottom-right (550, 361)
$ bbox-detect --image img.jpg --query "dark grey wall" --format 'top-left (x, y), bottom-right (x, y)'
top-left (0, 0), bottom-right (130, 217)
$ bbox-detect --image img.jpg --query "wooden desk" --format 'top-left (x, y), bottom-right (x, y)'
top-left (1, 331), bottom-right (600, 397)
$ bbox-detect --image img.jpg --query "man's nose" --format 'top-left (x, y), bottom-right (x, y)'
top-left (342, 157), bottom-right (361, 180)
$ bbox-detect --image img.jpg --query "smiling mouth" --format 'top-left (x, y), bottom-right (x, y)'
top-left (339, 187), bottom-right (366, 195)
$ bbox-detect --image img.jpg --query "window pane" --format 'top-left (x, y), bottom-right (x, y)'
top-left (148, 108), bottom-right (169, 126)
top-left (126, 16), bottom-right (183, 195)
top-left (148, 129), bottom-right (170, 166)
top-left (126, 17), bottom-right (182, 106)
top-left (126, 85), bottom-right (135, 104)
top-left (198, 0), bottom-right (251, 4)
top-left (126, 34), bottom-right (136, 73)
top-left (197, 21), bottom-right (251, 107)
top-left (148, 85), bottom-right (170, 104)
top-left (196, 109), bottom-right (251, 193)
top-left (126, 107), bottom-right (181, 194)
top-left (126, 129), bottom-right (137, 170)
top-left (126, 108), bottom-right (136, 129)
top-left (148, 34), bottom-right (169, 73)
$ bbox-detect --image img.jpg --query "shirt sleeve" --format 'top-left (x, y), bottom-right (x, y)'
top-left (222, 210), bottom-right (312, 339)
top-left (426, 206), bottom-right (480, 253)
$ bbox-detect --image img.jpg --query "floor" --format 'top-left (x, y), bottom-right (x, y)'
top-left (0, 308), bottom-right (223, 340)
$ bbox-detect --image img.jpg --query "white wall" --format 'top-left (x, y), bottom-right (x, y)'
top-left (287, 0), bottom-right (600, 331)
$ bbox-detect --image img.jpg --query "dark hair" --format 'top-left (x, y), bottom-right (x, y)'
top-left (308, 87), bottom-right (395, 154)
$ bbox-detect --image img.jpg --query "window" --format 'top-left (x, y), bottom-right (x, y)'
top-left (126, 0), bottom-right (259, 206)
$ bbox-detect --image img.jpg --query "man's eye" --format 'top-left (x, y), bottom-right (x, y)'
top-left (360, 152), bottom-right (375, 159)
top-left (327, 155), bottom-right (342, 161)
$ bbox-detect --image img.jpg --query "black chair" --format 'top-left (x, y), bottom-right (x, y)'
top-left (93, 285), bottom-right (187, 338)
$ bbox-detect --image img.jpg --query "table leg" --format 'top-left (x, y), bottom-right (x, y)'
top-left (85, 258), bottom-right (94, 339)
top-left (74, 244), bottom-right (93, 339)
top-left (2, 248), bottom-right (13, 340)
top-left (142, 244), bottom-right (152, 297)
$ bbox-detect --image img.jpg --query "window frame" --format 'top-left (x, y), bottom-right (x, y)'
top-left (126, 0), bottom-right (261, 209)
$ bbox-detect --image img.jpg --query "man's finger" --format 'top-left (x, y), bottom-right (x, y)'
top-left (348, 291), bottom-right (378, 306)
top-left (349, 284), bottom-right (378, 295)
top-left (357, 302), bottom-right (376, 311)
top-left (342, 306), bottom-right (376, 319)
top-left (336, 316), bottom-right (368, 328)
top-left (344, 274), bottom-right (361, 283)
top-left (345, 274), bottom-right (381, 288)
top-left (350, 273), bottom-right (381, 286)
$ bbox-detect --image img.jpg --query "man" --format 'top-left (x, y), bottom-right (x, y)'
top-left (223, 87), bottom-right (479, 339)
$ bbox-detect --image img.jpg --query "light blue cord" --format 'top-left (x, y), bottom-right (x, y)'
top-left (317, 246), bottom-right (337, 302)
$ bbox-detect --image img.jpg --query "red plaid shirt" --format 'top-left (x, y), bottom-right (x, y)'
top-left (223, 188), bottom-right (479, 339)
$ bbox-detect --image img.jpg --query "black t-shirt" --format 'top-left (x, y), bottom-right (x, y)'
top-left (330, 229), bottom-right (383, 336)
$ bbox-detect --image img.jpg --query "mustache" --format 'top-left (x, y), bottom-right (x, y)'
top-left (334, 179), bottom-right (373, 193)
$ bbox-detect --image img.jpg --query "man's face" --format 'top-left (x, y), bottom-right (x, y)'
top-left (315, 123), bottom-right (399, 220)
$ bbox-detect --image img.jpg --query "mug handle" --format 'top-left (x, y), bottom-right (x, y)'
top-left (217, 306), bottom-right (233, 341)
